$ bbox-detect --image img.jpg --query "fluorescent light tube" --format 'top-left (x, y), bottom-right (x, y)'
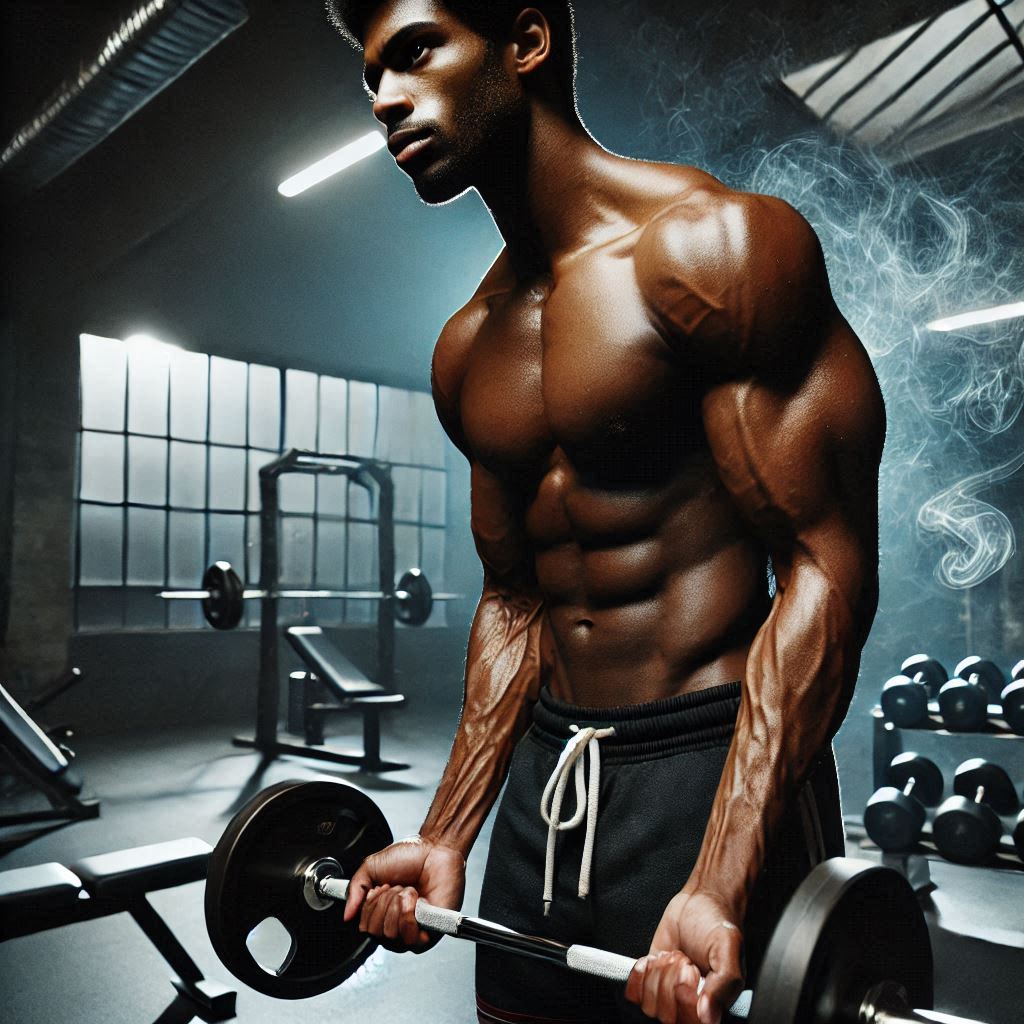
top-left (926, 301), bottom-right (1024, 332)
top-left (278, 131), bottom-right (386, 197)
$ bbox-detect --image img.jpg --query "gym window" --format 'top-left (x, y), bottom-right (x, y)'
top-left (74, 333), bottom-right (448, 632)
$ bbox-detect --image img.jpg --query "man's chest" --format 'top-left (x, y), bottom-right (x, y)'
top-left (458, 258), bottom-right (706, 482)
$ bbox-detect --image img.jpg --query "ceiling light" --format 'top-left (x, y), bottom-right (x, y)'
top-left (278, 132), bottom-right (386, 197)
top-left (926, 300), bottom-right (1024, 331)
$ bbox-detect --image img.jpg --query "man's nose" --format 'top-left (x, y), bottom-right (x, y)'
top-left (372, 73), bottom-right (413, 128)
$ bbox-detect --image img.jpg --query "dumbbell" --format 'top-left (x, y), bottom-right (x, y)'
top-left (863, 753), bottom-right (943, 851)
top-left (941, 656), bottom-right (1021, 733)
top-left (879, 655), bottom-right (947, 728)
top-left (932, 758), bottom-right (1019, 864)
top-left (1013, 808), bottom-right (1024, 863)
top-left (999, 659), bottom-right (1024, 734)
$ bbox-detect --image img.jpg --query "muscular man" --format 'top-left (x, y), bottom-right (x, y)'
top-left (329, 3), bottom-right (885, 1022)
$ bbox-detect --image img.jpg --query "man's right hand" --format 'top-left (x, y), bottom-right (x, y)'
top-left (342, 837), bottom-right (466, 953)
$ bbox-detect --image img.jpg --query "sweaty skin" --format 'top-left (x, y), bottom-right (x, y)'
top-left (341, 5), bottom-right (885, 1023)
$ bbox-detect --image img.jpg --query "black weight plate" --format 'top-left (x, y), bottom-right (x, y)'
top-left (1000, 681), bottom-right (1024, 735)
top-left (205, 779), bottom-right (392, 998)
top-left (202, 561), bottom-right (245, 630)
top-left (899, 655), bottom-right (946, 695)
top-left (954, 656), bottom-right (1004, 699)
top-left (396, 568), bottom-right (432, 626)
top-left (880, 676), bottom-right (928, 728)
top-left (747, 858), bottom-right (932, 1024)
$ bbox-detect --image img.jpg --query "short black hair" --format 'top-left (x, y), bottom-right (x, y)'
top-left (326, 1), bottom-right (577, 102)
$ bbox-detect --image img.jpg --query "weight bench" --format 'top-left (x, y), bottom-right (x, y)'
top-left (286, 626), bottom-right (408, 772)
top-left (0, 837), bottom-right (235, 1021)
top-left (0, 681), bottom-right (100, 827)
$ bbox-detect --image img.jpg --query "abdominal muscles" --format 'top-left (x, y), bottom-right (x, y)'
top-left (528, 452), bottom-right (772, 707)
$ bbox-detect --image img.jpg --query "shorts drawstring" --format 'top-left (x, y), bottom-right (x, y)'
top-left (539, 724), bottom-right (616, 916)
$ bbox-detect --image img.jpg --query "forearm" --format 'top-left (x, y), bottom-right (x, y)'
top-left (419, 582), bottom-right (545, 859)
top-left (686, 559), bottom-right (873, 918)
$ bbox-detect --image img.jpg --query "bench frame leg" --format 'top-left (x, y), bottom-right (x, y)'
top-left (129, 896), bottom-right (236, 1021)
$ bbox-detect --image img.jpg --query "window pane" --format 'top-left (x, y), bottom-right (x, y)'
top-left (128, 436), bottom-right (168, 505)
top-left (245, 514), bottom-right (261, 592)
top-left (209, 357), bottom-right (248, 445)
top-left (281, 516), bottom-right (314, 584)
top-left (248, 364), bottom-right (281, 450)
top-left (377, 386), bottom-right (414, 463)
top-left (126, 507), bottom-right (166, 585)
top-left (422, 469), bottom-right (446, 526)
top-left (348, 477), bottom-right (373, 520)
top-left (168, 511), bottom-right (205, 586)
top-left (319, 376), bottom-right (347, 453)
top-left (169, 441), bottom-right (207, 509)
top-left (79, 505), bottom-right (123, 585)
top-left (411, 390), bottom-right (445, 468)
top-left (209, 446), bottom-right (246, 510)
top-left (349, 380), bottom-right (377, 457)
top-left (393, 466), bottom-right (421, 522)
top-left (80, 334), bottom-right (126, 432)
top-left (80, 431), bottom-right (124, 503)
top-left (421, 526), bottom-right (446, 626)
top-left (395, 524), bottom-right (419, 576)
top-left (209, 513), bottom-right (246, 573)
top-left (127, 344), bottom-right (170, 435)
top-left (346, 521), bottom-right (378, 623)
top-left (248, 450), bottom-right (278, 510)
top-left (281, 472), bottom-right (315, 513)
top-left (285, 369), bottom-right (318, 450)
top-left (317, 474), bottom-right (347, 517)
top-left (170, 350), bottom-right (209, 441)
top-left (316, 520), bottom-right (346, 586)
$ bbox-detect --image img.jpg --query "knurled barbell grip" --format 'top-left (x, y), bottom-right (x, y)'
top-left (315, 876), bottom-right (637, 983)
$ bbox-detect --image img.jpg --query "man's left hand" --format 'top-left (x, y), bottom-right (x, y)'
top-left (624, 890), bottom-right (744, 1024)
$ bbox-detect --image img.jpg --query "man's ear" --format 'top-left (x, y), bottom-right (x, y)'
top-left (510, 7), bottom-right (552, 77)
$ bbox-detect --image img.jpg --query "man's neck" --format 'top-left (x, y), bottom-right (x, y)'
top-left (475, 104), bottom-right (620, 281)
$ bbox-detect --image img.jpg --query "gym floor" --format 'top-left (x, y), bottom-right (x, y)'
top-left (2, 709), bottom-right (1022, 1024)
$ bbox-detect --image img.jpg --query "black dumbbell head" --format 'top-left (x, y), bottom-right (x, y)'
top-left (881, 675), bottom-right (929, 728)
top-left (1014, 809), bottom-right (1024, 863)
top-left (865, 786), bottom-right (926, 851)
top-left (899, 654), bottom-right (947, 695)
top-left (1001, 681), bottom-right (1024, 736)
top-left (1013, 659), bottom-right (1024, 682)
top-left (953, 758), bottom-right (1019, 815)
top-left (932, 795), bottom-right (1003, 864)
top-left (889, 752), bottom-right (943, 806)
top-left (954, 656), bottom-right (1004, 700)
top-left (938, 677), bottom-right (988, 731)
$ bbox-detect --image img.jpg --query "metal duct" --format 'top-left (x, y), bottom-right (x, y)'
top-left (1, 0), bottom-right (249, 197)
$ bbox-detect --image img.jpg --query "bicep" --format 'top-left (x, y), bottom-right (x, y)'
top-left (703, 315), bottom-right (884, 605)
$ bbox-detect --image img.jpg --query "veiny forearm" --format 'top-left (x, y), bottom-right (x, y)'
top-left (685, 555), bottom-right (874, 918)
top-left (419, 583), bottom-right (545, 859)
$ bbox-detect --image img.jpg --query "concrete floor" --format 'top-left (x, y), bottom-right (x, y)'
top-left (2, 709), bottom-right (1023, 1023)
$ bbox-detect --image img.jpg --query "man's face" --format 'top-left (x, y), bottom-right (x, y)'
top-left (362, 0), bottom-right (523, 203)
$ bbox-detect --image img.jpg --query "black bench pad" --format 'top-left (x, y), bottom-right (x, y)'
top-left (71, 837), bottom-right (211, 900)
top-left (0, 862), bottom-right (82, 912)
top-left (286, 627), bottom-right (404, 703)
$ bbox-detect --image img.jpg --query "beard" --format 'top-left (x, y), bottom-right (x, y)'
top-left (410, 44), bottom-right (526, 206)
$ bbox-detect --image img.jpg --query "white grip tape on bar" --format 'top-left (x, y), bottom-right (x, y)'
top-left (565, 944), bottom-right (637, 983)
top-left (415, 899), bottom-right (462, 935)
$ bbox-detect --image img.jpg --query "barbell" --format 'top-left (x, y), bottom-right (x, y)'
top-left (204, 779), bottom-right (989, 1023)
top-left (159, 562), bottom-right (460, 629)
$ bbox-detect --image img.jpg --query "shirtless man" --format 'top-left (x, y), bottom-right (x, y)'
top-left (329, 3), bottom-right (885, 1022)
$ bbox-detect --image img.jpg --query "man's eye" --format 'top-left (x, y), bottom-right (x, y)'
top-left (406, 42), bottom-right (428, 66)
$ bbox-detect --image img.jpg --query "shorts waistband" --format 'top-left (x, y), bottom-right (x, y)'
top-left (531, 681), bottom-right (742, 759)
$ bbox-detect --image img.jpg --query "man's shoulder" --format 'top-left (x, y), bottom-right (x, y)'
top-left (633, 175), bottom-right (829, 369)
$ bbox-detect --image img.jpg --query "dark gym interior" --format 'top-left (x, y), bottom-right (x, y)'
top-left (1, 1), bottom-right (1022, 1022)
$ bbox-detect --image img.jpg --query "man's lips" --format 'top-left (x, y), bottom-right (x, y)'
top-left (388, 128), bottom-right (433, 164)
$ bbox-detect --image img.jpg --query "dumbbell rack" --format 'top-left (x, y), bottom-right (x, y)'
top-left (232, 450), bottom-right (399, 766)
top-left (870, 704), bottom-right (1024, 869)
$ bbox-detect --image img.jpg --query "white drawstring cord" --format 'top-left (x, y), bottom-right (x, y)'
top-left (539, 724), bottom-right (616, 915)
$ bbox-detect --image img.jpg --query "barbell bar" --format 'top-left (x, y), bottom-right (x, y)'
top-left (158, 562), bottom-right (461, 629)
top-left (204, 779), bottom-right (990, 1023)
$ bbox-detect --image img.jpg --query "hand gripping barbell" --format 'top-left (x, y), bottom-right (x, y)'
top-left (159, 561), bottom-right (461, 629)
top-left (205, 779), bottom-right (990, 1023)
